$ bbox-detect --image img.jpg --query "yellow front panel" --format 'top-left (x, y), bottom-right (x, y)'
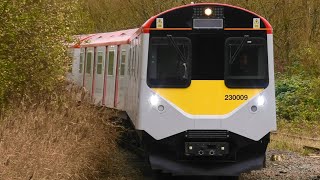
top-left (153, 80), bottom-right (262, 115)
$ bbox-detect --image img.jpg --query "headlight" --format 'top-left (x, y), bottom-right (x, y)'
top-left (257, 95), bottom-right (265, 106)
top-left (149, 95), bottom-right (160, 106)
top-left (204, 8), bottom-right (213, 16)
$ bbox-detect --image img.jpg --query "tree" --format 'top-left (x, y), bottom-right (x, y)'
top-left (0, 0), bottom-right (91, 104)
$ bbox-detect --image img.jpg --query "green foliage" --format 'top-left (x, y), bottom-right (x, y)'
top-left (0, 0), bottom-right (91, 104)
top-left (276, 76), bottom-right (320, 121)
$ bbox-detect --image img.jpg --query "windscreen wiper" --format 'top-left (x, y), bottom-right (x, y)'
top-left (167, 35), bottom-right (187, 63)
top-left (167, 35), bottom-right (188, 79)
top-left (230, 35), bottom-right (249, 64)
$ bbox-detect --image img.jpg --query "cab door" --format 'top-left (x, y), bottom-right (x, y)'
top-left (104, 45), bottom-right (117, 108)
top-left (84, 47), bottom-right (94, 94)
top-left (93, 46), bottom-right (106, 104)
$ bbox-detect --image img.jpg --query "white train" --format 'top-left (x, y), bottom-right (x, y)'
top-left (70, 3), bottom-right (276, 177)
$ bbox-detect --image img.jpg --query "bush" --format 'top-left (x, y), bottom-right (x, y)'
top-left (276, 75), bottom-right (320, 121)
top-left (0, 0), bottom-right (90, 105)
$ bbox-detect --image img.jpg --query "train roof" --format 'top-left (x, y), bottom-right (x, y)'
top-left (73, 3), bottom-right (272, 48)
top-left (142, 3), bottom-right (272, 34)
top-left (80, 28), bottom-right (139, 48)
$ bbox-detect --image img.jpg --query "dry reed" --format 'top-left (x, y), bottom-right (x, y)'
top-left (0, 82), bottom-right (137, 180)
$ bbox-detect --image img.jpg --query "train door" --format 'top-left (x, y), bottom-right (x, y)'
top-left (104, 45), bottom-right (117, 108)
top-left (84, 47), bottom-right (94, 94)
top-left (93, 46), bottom-right (106, 104)
top-left (114, 45), bottom-right (128, 110)
top-left (78, 48), bottom-right (85, 86)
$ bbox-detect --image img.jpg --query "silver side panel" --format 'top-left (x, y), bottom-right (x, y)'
top-left (126, 36), bottom-right (143, 127)
top-left (116, 45), bottom-right (130, 110)
top-left (137, 34), bottom-right (276, 141)
top-left (105, 46), bottom-right (117, 108)
top-left (93, 46), bottom-right (106, 105)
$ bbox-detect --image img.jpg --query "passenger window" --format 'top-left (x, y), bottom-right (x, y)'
top-left (108, 51), bottom-right (115, 75)
top-left (79, 52), bottom-right (84, 73)
top-left (86, 52), bottom-right (92, 74)
top-left (120, 51), bottom-right (126, 76)
top-left (97, 52), bottom-right (103, 75)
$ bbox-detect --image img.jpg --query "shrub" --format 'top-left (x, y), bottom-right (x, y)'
top-left (276, 75), bottom-right (320, 121)
top-left (0, 0), bottom-right (90, 105)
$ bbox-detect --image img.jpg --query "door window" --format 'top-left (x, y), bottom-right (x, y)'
top-left (86, 52), bottom-right (92, 74)
top-left (97, 52), bottom-right (103, 75)
top-left (108, 51), bottom-right (115, 75)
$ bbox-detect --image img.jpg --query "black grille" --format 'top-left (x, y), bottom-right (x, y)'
top-left (186, 130), bottom-right (229, 139)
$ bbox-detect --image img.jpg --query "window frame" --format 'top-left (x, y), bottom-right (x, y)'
top-left (96, 51), bottom-right (104, 75)
top-left (107, 50), bottom-right (115, 76)
top-left (120, 50), bottom-right (126, 76)
top-left (86, 51), bottom-right (93, 74)
top-left (147, 36), bottom-right (192, 88)
top-left (224, 37), bottom-right (269, 88)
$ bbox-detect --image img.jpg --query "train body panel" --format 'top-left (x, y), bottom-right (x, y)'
top-left (84, 47), bottom-right (94, 94)
top-left (70, 3), bottom-right (277, 176)
top-left (115, 45), bottom-right (130, 110)
top-left (104, 45), bottom-right (117, 108)
top-left (126, 36), bottom-right (143, 126)
top-left (152, 81), bottom-right (263, 115)
top-left (138, 78), bottom-right (276, 141)
top-left (93, 46), bottom-right (106, 104)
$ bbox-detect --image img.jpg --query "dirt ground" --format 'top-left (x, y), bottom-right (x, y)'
top-left (117, 149), bottom-right (320, 180)
top-left (241, 150), bottom-right (320, 180)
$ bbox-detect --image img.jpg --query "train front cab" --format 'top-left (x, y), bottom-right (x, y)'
top-left (136, 3), bottom-right (276, 176)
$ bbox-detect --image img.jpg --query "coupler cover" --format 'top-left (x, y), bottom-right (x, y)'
top-left (185, 142), bottom-right (229, 156)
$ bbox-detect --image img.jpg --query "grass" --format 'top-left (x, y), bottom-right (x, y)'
top-left (0, 82), bottom-right (139, 180)
top-left (269, 119), bottom-right (320, 154)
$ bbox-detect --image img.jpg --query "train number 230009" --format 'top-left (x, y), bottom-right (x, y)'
top-left (224, 95), bottom-right (248, 101)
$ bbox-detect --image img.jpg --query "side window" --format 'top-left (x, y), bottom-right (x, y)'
top-left (108, 51), bottom-right (115, 75)
top-left (86, 52), bottom-right (92, 74)
top-left (120, 51), bottom-right (126, 76)
top-left (97, 52), bottom-right (103, 75)
top-left (79, 52), bottom-right (84, 73)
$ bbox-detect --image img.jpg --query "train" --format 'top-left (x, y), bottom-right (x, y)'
top-left (70, 3), bottom-right (276, 177)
